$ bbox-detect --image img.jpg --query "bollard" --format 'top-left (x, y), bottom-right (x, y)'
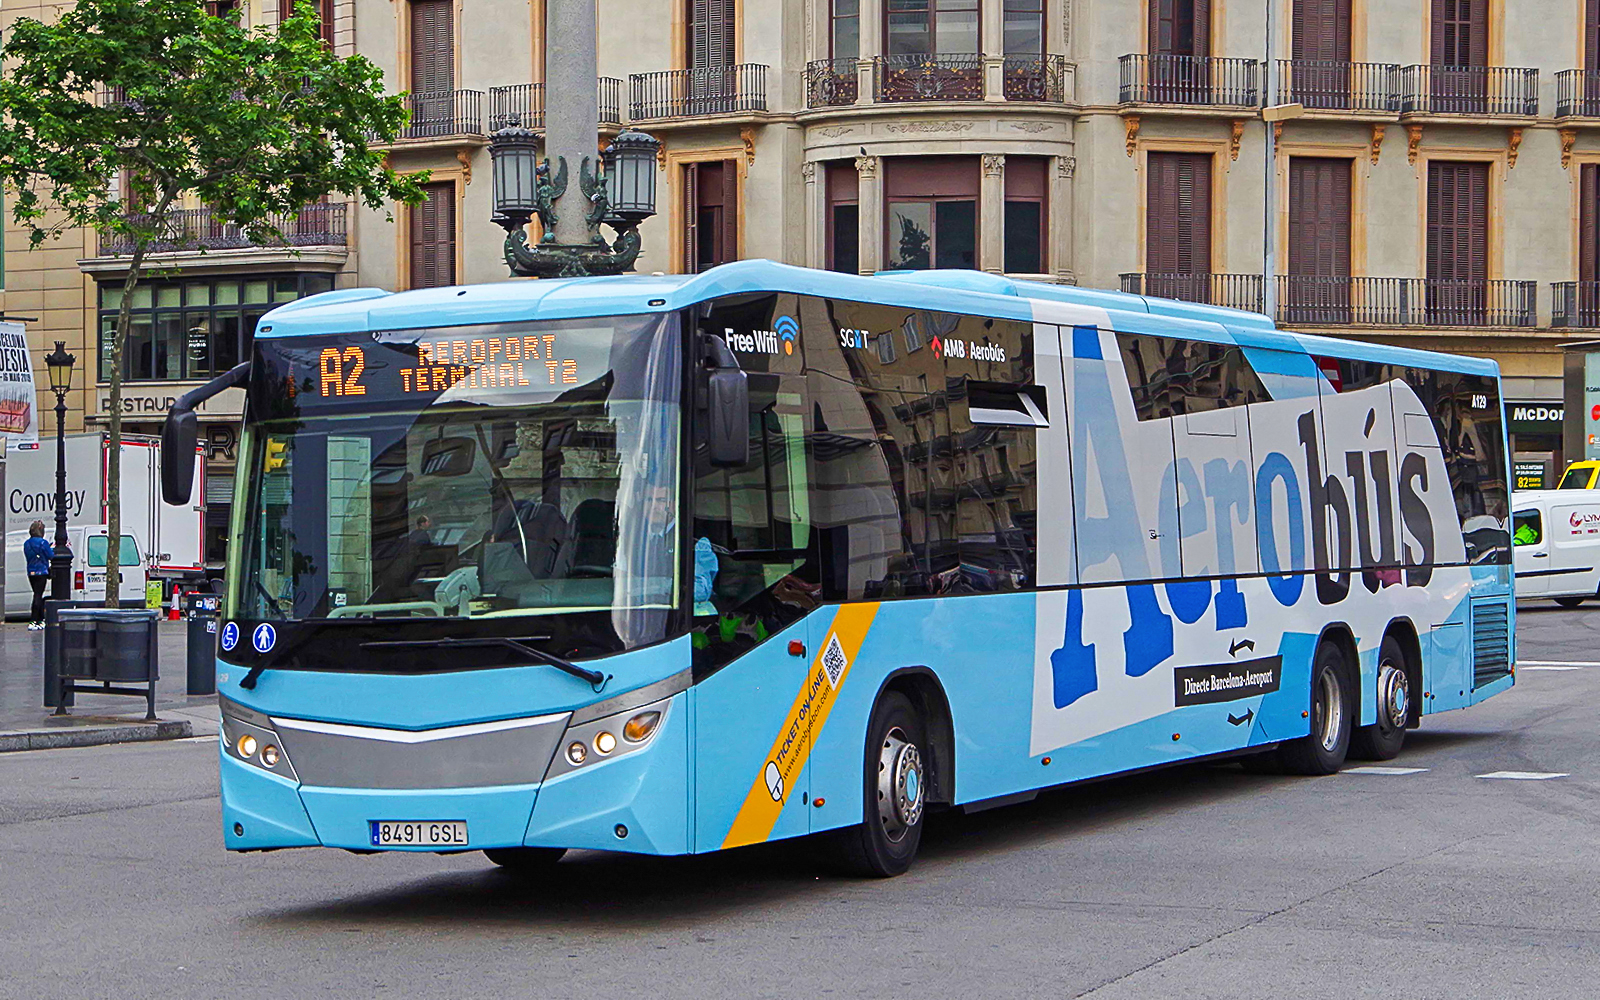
top-left (185, 592), bottom-right (219, 695)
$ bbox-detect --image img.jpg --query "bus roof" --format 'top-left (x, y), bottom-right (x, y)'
top-left (258, 259), bottom-right (1498, 378)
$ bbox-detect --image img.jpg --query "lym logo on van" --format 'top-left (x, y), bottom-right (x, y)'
top-left (1570, 510), bottom-right (1600, 536)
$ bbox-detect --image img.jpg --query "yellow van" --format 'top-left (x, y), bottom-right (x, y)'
top-left (1557, 461), bottom-right (1600, 490)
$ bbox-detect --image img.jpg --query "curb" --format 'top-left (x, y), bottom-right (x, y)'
top-left (0, 719), bottom-right (194, 753)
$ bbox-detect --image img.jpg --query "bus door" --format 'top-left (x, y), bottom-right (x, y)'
top-left (691, 372), bottom-right (819, 852)
top-left (1175, 405), bottom-right (1257, 617)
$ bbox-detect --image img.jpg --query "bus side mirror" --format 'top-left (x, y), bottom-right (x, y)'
top-left (708, 368), bottom-right (748, 467)
top-left (161, 407), bottom-right (199, 505)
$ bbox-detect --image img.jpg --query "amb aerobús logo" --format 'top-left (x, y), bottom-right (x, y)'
top-left (725, 315), bottom-right (799, 357)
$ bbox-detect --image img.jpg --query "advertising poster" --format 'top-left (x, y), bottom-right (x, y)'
top-left (0, 322), bottom-right (37, 445)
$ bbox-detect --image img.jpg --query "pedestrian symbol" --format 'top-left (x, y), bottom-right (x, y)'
top-left (252, 622), bottom-right (276, 653)
top-left (220, 621), bottom-right (240, 651)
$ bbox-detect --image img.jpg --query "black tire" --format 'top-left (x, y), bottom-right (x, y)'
top-left (1350, 635), bottom-right (1410, 761)
top-left (1277, 641), bottom-right (1353, 776)
top-left (483, 847), bottom-right (565, 871)
top-left (827, 691), bottom-right (927, 878)
top-left (1556, 596), bottom-right (1587, 609)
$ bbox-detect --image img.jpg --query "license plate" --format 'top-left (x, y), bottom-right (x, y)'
top-left (369, 820), bottom-right (468, 847)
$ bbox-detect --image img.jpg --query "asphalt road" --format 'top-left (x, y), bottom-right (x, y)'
top-left (2, 607), bottom-right (1599, 999)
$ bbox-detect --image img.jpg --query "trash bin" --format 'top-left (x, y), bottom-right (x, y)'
top-left (96, 609), bottom-right (160, 682)
top-left (51, 607), bottom-right (159, 720)
top-left (185, 591), bottom-right (220, 695)
top-left (59, 610), bottom-right (100, 680)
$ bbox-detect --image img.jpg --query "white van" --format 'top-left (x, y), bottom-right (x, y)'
top-left (4, 525), bottom-right (147, 618)
top-left (1513, 491), bottom-right (1600, 607)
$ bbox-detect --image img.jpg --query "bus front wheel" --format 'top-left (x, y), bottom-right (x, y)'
top-left (1277, 641), bottom-right (1353, 776)
top-left (483, 847), bottom-right (565, 871)
top-left (829, 691), bottom-right (927, 878)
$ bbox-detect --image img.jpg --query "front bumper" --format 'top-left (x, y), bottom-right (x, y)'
top-left (219, 690), bottom-right (690, 856)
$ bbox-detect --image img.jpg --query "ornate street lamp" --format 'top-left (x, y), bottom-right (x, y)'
top-left (43, 342), bottom-right (75, 601)
top-left (491, 127), bottom-right (660, 278)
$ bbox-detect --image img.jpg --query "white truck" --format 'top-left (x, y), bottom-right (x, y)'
top-left (4, 433), bottom-right (203, 616)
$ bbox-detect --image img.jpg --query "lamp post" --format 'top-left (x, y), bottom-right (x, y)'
top-left (43, 342), bottom-right (75, 601)
top-left (490, 0), bottom-right (659, 278)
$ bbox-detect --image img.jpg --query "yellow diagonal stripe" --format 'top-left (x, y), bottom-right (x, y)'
top-left (722, 602), bottom-right (880, 849)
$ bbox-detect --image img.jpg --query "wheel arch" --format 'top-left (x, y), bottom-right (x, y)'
top-left (1382, 617), bottom-right (1425, 728)
top-left (1314, 623), bottom-right (1361, 713)
top-left (871, 667), bottom-right (956, 806)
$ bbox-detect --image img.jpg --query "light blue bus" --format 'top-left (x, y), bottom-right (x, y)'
top-left (161, 261), bottom-right (1514, 876)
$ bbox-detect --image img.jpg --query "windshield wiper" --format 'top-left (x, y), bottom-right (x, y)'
top-left (359, 636), bottom-right (606, 686)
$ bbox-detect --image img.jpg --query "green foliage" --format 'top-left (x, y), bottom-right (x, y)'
top-left (0, 0), bottom-right (426, 249)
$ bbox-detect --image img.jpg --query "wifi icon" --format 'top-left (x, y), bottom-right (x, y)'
top-left (774, 315), bottom-right (799, 355)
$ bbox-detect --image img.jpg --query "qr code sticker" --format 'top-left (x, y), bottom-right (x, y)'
top-left (821, 634), bottom-right (848, 689)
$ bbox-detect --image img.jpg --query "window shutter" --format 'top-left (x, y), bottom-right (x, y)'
top-left (1429, 0), bottom-right (1447, 64)
top-left (1469, 0), bottom-right (1488, 67)
top-left (720, 160), bottom-right (739, 264)
top-left (683, 163), bottom-right (701, 273)
top-left (411, 0), bottom-right (454, 93)
top-left (1582, 164), bottom-right (1599, 284)
top-left (1192, 0), bottom-right (1210, 57)
top-left (1466, 161), bottom-right (1488, 282)
top-left (410, 183), bottom-right (455, 289)
top-left (1147, 152), bottom-right (1211, 298)
top-left (1288, 158), bottom-right (1351, 278)
top-left (322, 0), bottom-right (337, 44)
top-left (1588, 0), bottom-right (1600, 73)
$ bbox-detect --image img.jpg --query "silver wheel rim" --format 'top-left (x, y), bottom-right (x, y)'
top-left (1377, 658), bottom-right (1409, 731)
top-left (1316, 667), bottom-right (1344, 753)
top-left (877, 727), bottom-right (924, 843)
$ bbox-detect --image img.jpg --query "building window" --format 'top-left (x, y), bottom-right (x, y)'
top-left (1426, 160), bottom-right (1489, 323)
top-left (827, 161), bottom-right (860, 274)
top-left (1588, 0), bottom-right (1600, 74)
top-left (1004, 157), bottom-right (1046, 274)
top-left (832, 0), bottom-right (861, 59)
top-left (1150, 0), bottom-right (1209, 57)
top-left (279, 0), bottom-right (336, 44)
top-left (884, 157), bottom-right (977, 270)
top-left (685, 160), bottom-right (739, 274)
top-left (1285, 157), bottom-right (1352, 322)
top-left (689, 0), bottom-right (736, 69)
top-left (409, 181), bottom-right (457, 289)
top-left (206, 1), bottom-right (240, 17)
top-left (1581, 163), bottom-right (1600, 286)
top-left (98, 274), bottom-right (334, 383)
top-left (1431, 0), bottom-right (1486, 67)
top-left (886, 0), bottom-right (980, 56)
top-left (1003, 0), bottom-right (1044, 54)
top-left (1145, 151), bottom-right (1212, 299)
top-left (1291, 0), bottom-right (1351, 107)
top-left (410, 0), bottom-right (454, 92)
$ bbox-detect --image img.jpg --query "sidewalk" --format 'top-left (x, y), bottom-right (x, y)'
top-left (0, 619), bottom-right (216, 751)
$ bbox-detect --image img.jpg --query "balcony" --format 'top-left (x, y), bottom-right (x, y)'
top-left (1553, 282), bottom-right (1600, 328)
top-left (1274, 60), bottom-right (1398, 113)
top-left (1397, 65), bottom-right (1538, 117)
top-left (1002, 54), bottom-right (1070, 102)
top-left (1120, 273), bottom-right (1538, 328)
top-left (487, 79), bottom-right (625, 131)
top-left (101, 203), bottom-right (348, 256)
top-left (807, 58), bottom-right (860, 108)
top-left (1556, 70), bottom-right (1600, 118)
top-left (874, 54), bottom-right (983, 103)
top-left (629, 65), bottom-right (768, 120)
top-left (1119, 54), bottom-right (1260, 108)
top-left (397, 89), bottom-right (485, 139)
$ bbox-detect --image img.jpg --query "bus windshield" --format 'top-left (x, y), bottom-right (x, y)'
top-left (231, 313), bottom-right (682, 649)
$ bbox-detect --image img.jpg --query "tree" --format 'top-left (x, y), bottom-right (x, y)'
top-left (0, 0), bottom-right (425, 606)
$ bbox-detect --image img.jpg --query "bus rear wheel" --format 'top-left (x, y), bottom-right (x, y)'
top-left (1277, 641), bottom-right (1352, 776)
top-left (828, 691), bottom-right (927, 878)
top-left (483, 847), bottom-right (565, 871)
top-left (1350, 636), bottom-right (1409, 761)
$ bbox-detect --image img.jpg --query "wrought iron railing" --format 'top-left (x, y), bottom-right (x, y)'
top-left (629, 64), bottom-right (768, 119)
top-left (101, 203), bottom-right (348, 255)
top-left (1121, 273), bottom-right (1538, 327)
top-left (488, 79), bottom-right (625, 130)
top-left (1119, 272), bottom-right (1265, 312)
top-left (1553, 281), bottom-right (1600, 328)
top-left (1119, 54), bottom-right (1260, 107)
top-left (1397, 65), bottom-right (1538, 116)
top-left (874, 54), bottom-right (984, 102)
top-left (398, 89), bottom-right (485, 138)
top-left (1275, 60), bottom-right (1398, 112)
top-left (1002, 53), bottom-right (1069, 102)
top-left (1556, 69), bottom-right (1600, 118)
top-left (806, 58), bottom-right (860, 108)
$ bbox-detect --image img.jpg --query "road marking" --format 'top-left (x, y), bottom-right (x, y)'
top-left (1519, 666), bottom-right (1584, 672)
top-left (1475, 771), bottom-right (1569, 780)
top-left (1343, 766), bottom-right (1428, 775)
top-left (1517, 661), bottom-right (1600, 667)
top-left (171, 736), bottom-right (217, 744)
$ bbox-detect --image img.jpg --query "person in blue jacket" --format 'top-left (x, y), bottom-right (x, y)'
top-left (23, 520), bottom-right (52, 630)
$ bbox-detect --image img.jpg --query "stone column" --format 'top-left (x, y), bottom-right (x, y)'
top-left (982, 0), bottom-right (1005, 101)
top-left (858, 0), bottom-right (882, 104)
top-left (981, 153), bottom-right (1005, 274)
top-left (1051, 155), bottom-right (1076, 283)
top-left (545, 0), bottom-right (599, 247)
top-left (804, 161), bottom-right (825, 268)
top-left (856, 154), bottom-right (882, 275)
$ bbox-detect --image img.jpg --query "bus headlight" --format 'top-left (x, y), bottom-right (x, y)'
top-left (567, 741), bottom-right (588, 765)
top-left (219, 696), bottom-right (298, 781)
top-left (238, 734), bottom-right (259, 759)
top-left (594, 731), bottom-right (617, 755)
top-left (545, 694), bottom-right (675, 780)
top-left (261, 744), bottom-right (280, 768)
